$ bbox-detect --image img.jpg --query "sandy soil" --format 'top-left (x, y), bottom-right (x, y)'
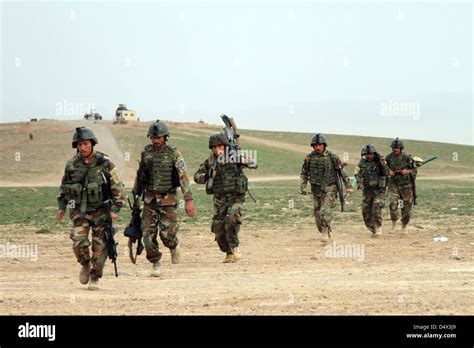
top-left (0, 218), bottom-right (472, 315)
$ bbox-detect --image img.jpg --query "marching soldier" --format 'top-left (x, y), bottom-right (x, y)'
top-left (354, 144), bottom-right (390, 237)
top-left (299, 133), bottom-right (353, 243)
top-left (133, 120), bottom-right (196, 277)
top-left (385, 137), bottom-right (417, 234)
top-left (194, 133), bottom-right (257, 263)
top-left (57, 127), bottom-right (125, 290)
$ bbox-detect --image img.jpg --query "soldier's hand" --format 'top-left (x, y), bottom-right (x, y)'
top-left (299, 189), bottom-right (308, 196)
top-left (110, 212), bottom-right (118, 225)
top-left (400, 169), bottom-right (411, 175)
top-left (346, 188), bottom-right (353, 195)
top-left (358, 183), bottom-right (364, 190)
top-left (388, 170), bottom-right (395, 177)
top-left (185, 200), bottom-right (197, 217)
top-left (57, 209), bottom-right (65, 224)
top-left (211, 168), bottom-right (217, 178)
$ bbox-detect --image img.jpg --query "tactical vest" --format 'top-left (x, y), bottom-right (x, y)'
top-left (308, 151), bottom-right (336, 187)
top-left (386, 152), bottom-right (412, 186)
top-left (359, 159), bottom-right (386, 188)
top-left (207, 156), bottom-right (248, 195)
top-left (61, 152), bottom-right (111, 212)
top-left (143, 144), bottom-right (176, 193)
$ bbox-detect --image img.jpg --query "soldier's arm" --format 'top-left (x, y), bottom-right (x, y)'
top-left (381, 161), bottom-right (390, 176)
top-left (240, 151), bottom-right (258, 169)
top-left (132, 151), bottom-right (145, 196)
top-left (108, 161), bottom-right (126, 214)
top-left (57, 166), bottom-right (68, 211)
top-left (407, 154), bottom-right (417, 178)
top-left (354, 161), bottom-right (362, 183)
top-left (341, 167), bottom-right (353, 189)
top-left (299, 155), bottom-right (310, 193)
top-left (174, 149), bottom-right (193, 201)
top-left (334, 154), bottom-right (353, 190)
top-left (193, 159), bottom-right (209, 185)
top-left (385, 153), bottom-right (396, 176)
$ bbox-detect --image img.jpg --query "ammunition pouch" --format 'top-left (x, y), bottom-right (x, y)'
top-left (393, 173), bottom-right (411, 186)
top-left (86, 182), bottom-right (101, 203)
top-left (63, 183), bottom-right (82, 202)
top-left (367, 180), bottom-right (379, 188)
top-left (378, 176), bottom-right (387, 188)
top-left (236, 175), bottom-right (248, 194)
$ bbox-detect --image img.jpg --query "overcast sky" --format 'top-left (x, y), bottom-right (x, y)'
top-left (1, 1), bottom-right (472, 144)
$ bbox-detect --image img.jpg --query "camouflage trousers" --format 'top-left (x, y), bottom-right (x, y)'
top-left (69, 209), bottom-right (109, 279)
top-left (141, 199), bottom-right (179, 264)
top-left (389, 184), bottom-right (414, 225)
top-left (212, 193), bottom-right (245, 253)
top-left (362, 187), bottom-right (386, 232)
top-left (312, 184), bottom-right (337, 233)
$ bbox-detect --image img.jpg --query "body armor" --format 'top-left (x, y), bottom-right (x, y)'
top-left (308, 151), bottom-right (336, 187)
top-left (386, 152), bottom-right (413, 186)
top-left (61, 152), bottom-right (111, 212)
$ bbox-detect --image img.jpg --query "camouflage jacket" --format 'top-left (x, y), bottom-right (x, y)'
top-left (385, 151), bottom-right (417, 187)
top-left (194, 152), bottom-right (257, 189)
top-left (133, 143), bottom-right (193, 203)
top-left (300, 149), bottom-right (352, 192)
top-left (57, 151), bottom-right (125, 214)
top-left (354, 157), bottom-right (390, 188)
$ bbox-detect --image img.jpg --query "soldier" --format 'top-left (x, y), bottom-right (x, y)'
top-left (299, 133), bottom-right (353, 243)
top-left (57, 127), bottom-right (125, 290)
top-left (385, 137), bottom-right (417, 234)
top-left (193, 133), bottom-right (257, 263)
top-left (354, 144), bottom-right (390, 237)
top-left (133, 120), bottom-right (196, 277)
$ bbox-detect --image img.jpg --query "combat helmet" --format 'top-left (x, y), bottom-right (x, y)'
top-left (148, 120), bottom-right (169, 138)
top-left (72, 127), bottom-right (98, 148)
top-left (310, 133), bottom-right (327, 147)
top-left (208, 133), bottom-right (228, 149)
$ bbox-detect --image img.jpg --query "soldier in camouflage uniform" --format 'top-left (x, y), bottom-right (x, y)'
top-left (133, 120), bottom-right (196, 277)
top-left (57, 127), bottom-right (125, 290)
top-left (300, 133), bottom-right (353, 243)
top-left (385, 137), bottom-right (417, 234)
top-left (194, 133), bottom-right (257, 263)
top-left (354, 144), bottom-right (390, 237)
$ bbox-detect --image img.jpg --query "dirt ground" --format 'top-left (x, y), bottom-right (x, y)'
top-left (0, 217), bottom-right (472, 315)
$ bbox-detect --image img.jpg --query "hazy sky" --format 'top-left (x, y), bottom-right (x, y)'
top-left (1, 1), bottom-right (472, 144)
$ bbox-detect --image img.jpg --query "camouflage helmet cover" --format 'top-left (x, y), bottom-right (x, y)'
top-left (365, 144), bottom-right (377, 154)
top-left (72, 127), bottom-right (98, 148)
top-left (148, 120), bottom-right (169, 138)
top-left (311, 133), bottom-right (327, 147)
top-left (208, 133), bottom-right (228, 149)
top-left (390, 137), bottom-right (404, 149)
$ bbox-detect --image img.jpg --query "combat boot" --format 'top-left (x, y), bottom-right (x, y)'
top-left (87, 275), bottom-right (100, 291)
top-left (171, 244), bottom-right (181, 264)
top-left (151, 262), bottom-right (162, 277)
top-left (232, 247), bottom-right (242, 261)
top-left (401, 224), bottom-right (408, 234)
top-left (321, 228), bottom-right (330, 243)
top-left (391, 220), bottom-right (397, 231)
top-left (223, 252), bottom-right (236, 263)
top-left (79, 262), bottom-right (91, 285)
top-left (374, 226), bottom-right (382, 237)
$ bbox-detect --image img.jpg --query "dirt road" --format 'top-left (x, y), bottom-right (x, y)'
top-left (0, 218), bottom-right (472, 315)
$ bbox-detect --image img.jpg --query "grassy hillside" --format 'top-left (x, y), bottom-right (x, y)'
top-left (0, 119), bottom-right (472, 188)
